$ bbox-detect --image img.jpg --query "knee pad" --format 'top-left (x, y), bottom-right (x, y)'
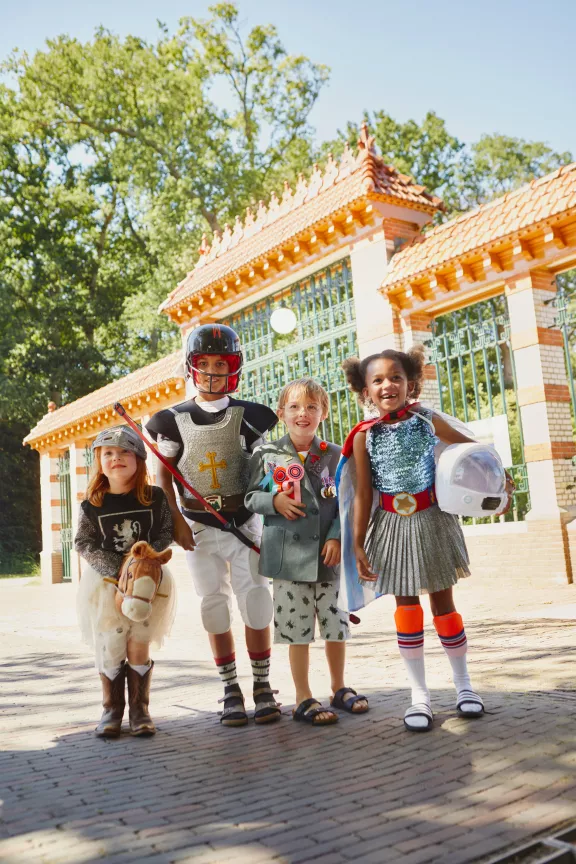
top-left (200, 594), bottom-right (232, 634)
top-left (241, 585), bottom-right (273, 630)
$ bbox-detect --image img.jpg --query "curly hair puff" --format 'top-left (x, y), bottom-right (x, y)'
top-left (342, 346), bottom-right (426, 405)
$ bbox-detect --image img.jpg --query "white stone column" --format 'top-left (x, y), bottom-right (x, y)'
top-left (69, 441), bottom-right (89, 584)
top-left (349, 229), bottom-right (401, 356)
top-left (39, 451), bottom-right (63, 585)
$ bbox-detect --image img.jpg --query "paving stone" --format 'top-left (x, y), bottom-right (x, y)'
top-left (0, 569), bottom-right (575, 864)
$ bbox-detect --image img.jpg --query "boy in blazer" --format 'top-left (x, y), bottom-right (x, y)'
top-left (245, 378), bottom-right (369, 725)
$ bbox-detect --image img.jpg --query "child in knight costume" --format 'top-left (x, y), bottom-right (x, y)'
top-left (75, 426), bottom-right (175, 737)
top-left (340, 347), bottom-right (513, 733)
top-left (146, 324), bottom-right (281, 726)
top-left (245, 378), bottom-right (368, 725)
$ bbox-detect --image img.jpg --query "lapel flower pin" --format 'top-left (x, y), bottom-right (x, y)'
top-left (319, 441), bottom-right (328, 452)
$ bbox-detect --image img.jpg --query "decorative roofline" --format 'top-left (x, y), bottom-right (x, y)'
top-left (160, 123), bottom-right (443, 324)
top-left (24, 355), bottom-right (185, 453)
top-left (381, 211), bottom-right (576, 313)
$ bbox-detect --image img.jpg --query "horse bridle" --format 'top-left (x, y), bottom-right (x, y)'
top-left (104, 556), bottom-right (168, 601)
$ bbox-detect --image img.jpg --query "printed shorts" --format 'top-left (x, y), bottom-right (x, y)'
top-left (273, 580), bottom-right (350, 645)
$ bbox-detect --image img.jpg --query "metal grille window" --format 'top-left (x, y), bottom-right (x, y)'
top-left (224, 258), bottom-right (362, 444)
top-left (427, 295), bottom-right (529, 522)
top-left (84, 443), bottom-right (94, 473)
top-left (57, 451), bottom-right (73, 581)
top-left (553, 269), bottom-right (576, 428)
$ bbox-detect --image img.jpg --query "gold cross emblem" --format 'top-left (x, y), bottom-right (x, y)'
top-left (392, 493), bottom-right (417, 516)
top-left (199, 452), bottom-right (227, 489)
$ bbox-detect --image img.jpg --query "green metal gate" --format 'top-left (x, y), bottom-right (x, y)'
top-left (224, 258), bottom-right (362, 445)
top-left (57, 451), bottom-right (73, 581)
top-left (554, 269), bottom-right (576, 429)
top-left (84, 443), bottom-right (94, 473)
top-left (427, 295), bottom-right (529, 522)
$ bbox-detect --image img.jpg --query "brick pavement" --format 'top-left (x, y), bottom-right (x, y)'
top-left (1, 553), bottom-right (575, 864)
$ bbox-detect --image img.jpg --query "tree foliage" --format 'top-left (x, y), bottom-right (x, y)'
top-left (319, 111), bottom-right (572, 218)
top-left (1, 3), bottom-right (328, 424)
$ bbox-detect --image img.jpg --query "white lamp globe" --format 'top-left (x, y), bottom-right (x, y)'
top-left (270, 307), bottom-right (297, 335)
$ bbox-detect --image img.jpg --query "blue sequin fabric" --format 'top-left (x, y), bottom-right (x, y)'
top-left (366, 408), bottom-right (436, 495)
top-left (364, 407), bottom-right (471, 595)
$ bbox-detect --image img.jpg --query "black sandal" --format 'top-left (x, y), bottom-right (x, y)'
top-left (330, 687), bottom-right (369, 714)
top-left (253, 686), bottom-right (282, 724)
top-left (292, 697), bottom-right (338, 726)
top-left (456, 690), bottom-right (484, 718)
top-left (218, 684), bottom-right (248, 727)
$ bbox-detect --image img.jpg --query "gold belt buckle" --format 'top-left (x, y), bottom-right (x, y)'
top-left (205, 494), bottom-right (223, 511)
top-left (392, 493), bottom-right (417, 516)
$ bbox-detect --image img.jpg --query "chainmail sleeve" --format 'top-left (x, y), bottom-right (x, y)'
top-left (74, 507), bottom-right (123, 578)
top-left (151, 492), bottom-right (173, 553)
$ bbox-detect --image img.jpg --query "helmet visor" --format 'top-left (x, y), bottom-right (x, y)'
top-left (453, 449), bottom-right (505, 495)
top-left (188, 353), bottom-right (242, 394)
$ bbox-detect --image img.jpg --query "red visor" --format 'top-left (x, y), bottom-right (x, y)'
top-left (187, 353), bottom-right (242, 394)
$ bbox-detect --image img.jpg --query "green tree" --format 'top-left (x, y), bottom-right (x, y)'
top-left (320, 111), bottom-right (572, 219)
top-left (2, 3), bottom-right (328, 413)
top-left (457, 134), bottom-right (573, 211)
top-left (318, 110), bottom-right (464, 213)
top-left (1, 4), bottom-right (328, 567)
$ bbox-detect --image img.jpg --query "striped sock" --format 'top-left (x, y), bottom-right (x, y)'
top-left (433, 612), bottom-right (474, 695)
top-left (215, 653), bottom-right (238, 688)
top-left (248, 649), bottom-right (271, 686)
top-left (394, 605), bottom-right (430, 717)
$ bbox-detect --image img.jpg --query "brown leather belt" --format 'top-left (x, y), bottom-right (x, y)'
top-left (180, 493), bottom-right (245, 513)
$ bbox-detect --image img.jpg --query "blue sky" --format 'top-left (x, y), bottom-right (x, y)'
top-left (2, 0), bottom-right (575, 155)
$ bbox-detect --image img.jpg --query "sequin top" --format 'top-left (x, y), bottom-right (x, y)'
top-left (366, 409), bottom-right (437, 495)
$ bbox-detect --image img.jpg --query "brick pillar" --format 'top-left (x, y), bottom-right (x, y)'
top-left (349, 229), bottom-right (401, 356)
top-left (69, 441), bottom-right (89, 584)
top-left (40, 451), bottom-right (63, 585)
top-left (400, 312), bottom-right (441, 409)
top-left (505, 268), bottom-right (576, 583)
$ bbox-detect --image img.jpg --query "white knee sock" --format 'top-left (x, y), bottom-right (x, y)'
top-left (434, 612), bottom-right (481, 712)
top-left (128, 661), bottom-right (151, 677)
top-left (394, 606), bottom-right (430, 729)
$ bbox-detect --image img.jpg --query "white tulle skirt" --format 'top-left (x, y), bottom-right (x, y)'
top-left (77, 563), bottom-right (177, 673)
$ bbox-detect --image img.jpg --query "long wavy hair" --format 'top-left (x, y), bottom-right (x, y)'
top-left (86, 449), bottom-right (153, 507)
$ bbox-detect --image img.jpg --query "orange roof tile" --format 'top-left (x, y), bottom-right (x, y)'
top-left (162, 125), bottom-right (443, 314)
top-left (24, 351), bottom-right (183, 445)
top-left (382, 162), bottom-right (576, 290)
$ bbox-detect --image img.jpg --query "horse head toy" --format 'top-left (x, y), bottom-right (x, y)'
top-left (112, 541), bottom-right (172, 622)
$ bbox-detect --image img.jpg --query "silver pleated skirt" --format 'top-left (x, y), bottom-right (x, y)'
top-left (364, 504), bottom-right (470, 596)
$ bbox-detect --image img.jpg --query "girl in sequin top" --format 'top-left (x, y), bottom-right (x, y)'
top-left (343, 347), bottom-right (488, 732)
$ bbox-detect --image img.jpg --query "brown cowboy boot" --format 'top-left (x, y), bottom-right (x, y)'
top-left (127, 661), bottom-right (156, 736)
top-left (95, 663), bottom-right (126, 738)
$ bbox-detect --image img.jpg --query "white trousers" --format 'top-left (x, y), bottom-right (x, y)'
top-left (184, 513), bottom-right (273, 634)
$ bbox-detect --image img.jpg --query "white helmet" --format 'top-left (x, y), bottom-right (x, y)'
top-left (435, 442), bottom-right (507, 518)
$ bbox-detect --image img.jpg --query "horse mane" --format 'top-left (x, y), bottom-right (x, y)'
top-left (126, 541), bottom-right (173, 563)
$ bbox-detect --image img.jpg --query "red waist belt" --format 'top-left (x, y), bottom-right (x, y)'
top-left (379, 486), bottom-right (436, 517)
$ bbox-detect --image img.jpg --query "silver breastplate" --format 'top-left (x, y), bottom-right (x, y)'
top-left (174, 408), bottom-right (251, 498)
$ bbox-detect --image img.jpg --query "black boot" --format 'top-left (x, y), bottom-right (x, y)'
top-left (126, 661), bottom-right (156, 736)
top-left (95, 663), bottom-right (126, 738)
